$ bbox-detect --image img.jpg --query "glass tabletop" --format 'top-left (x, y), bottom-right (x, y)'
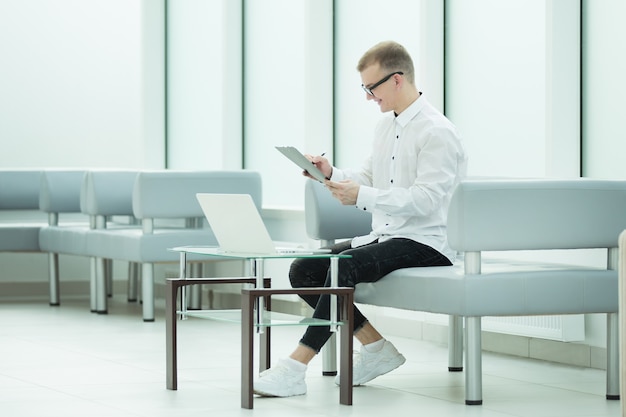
top-left (170, 245), bottom-right (349, 333)
top-left (179, 309), bottom-right (344, 328)
top-left (170, 245), bottom-right (352, 260)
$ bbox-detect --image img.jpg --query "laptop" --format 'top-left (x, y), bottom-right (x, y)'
top-left (196, 193), bottom-right (331, 255)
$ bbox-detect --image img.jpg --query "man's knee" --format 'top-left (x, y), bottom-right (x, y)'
top-left (288, 260), bottom-right (307, 288)
top-left (289, 258), bottom-right (326, 288)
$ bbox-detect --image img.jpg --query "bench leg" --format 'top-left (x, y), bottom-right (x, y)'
top-left (90, 257), bottom-right (97, 312)
top-left (127, 262), bottom-right (139, 302)
top-left (448, 315), bottom-right (463, 371)
top-left (321, 333), bottom-right (338, 376)
top-left (48, 252), bottom-right (60, 306)
top-left (96, 257), bottom-right (108, 314)
top-left (606, 312), bottom-right (620, 399)
top-left (465, 316), bottom-right (483, 405)
top-left (142, 263), bottom-right (155, 322)
top-left (188, 263), bottom-right (203, 310)
top-left (106, 259), bottom-right (113, 297)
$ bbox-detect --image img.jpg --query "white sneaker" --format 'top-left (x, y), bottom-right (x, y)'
top-left (253, 358), bottom-right (307, 397)
top-left (335, 340), bottom-right (406, 386)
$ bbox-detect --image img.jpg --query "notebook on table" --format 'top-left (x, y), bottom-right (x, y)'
top-left (196, 193), bottom-right (331, 255)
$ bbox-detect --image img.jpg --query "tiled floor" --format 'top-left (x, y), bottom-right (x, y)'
top-left (0, 296), bottom-right (621, 417)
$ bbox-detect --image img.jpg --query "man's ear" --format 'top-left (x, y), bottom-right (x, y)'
top-left (394, 73), bottom-right (403, 89)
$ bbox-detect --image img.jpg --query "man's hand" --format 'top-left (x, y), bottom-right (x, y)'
top-left (303, 154), bottom-right (332, 180)
top-left (325, 179), bottom-right (360, 205)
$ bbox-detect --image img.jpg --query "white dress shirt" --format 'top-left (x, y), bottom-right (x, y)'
top-left (331, 94), bottom-right (468, 262)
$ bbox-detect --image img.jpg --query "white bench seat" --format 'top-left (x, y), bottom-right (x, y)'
top-left (0, 224), bottom-right (42, 252)
top-left (356, 259), bottom-right (617, 317)
top-left (86, 227), bottom-right (215, 262)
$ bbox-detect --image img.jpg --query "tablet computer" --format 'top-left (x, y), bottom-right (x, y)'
top-left (275, 146), bottom-right (328, 182)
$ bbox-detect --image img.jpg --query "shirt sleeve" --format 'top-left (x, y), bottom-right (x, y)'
top-left (355, 185), bottom-right (377, 211)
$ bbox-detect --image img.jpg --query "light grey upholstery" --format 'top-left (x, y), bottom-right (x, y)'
top-left (80, 170), bottom-right (137, 218)
top-left (0, 226), bottom-right (41, 252)
top-left (0, 170), bottom-right (45, 252)
top-left (304, 179), bottom-right (371, 243)
top-left (446, 179), bottom-right (626, 251)
top-left (85, 170), bottom-right (263, 321)
top-left (305, 178), bottom-right (626, 405)
top-left (37, 169), bottom-right (91, 305)
top-left (0, 170), bottom-right (42, 210)
top-left (38, 169), bottom-right (86, 215)
top-left (355, 262), bottom-right (617, 316)
top-left (39, 169), bottom-right (139, 309)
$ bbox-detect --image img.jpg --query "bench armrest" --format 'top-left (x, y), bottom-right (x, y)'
top-left (448, 179), bottom-right (626, 251)
top-left (304, 179), bottom-right (371, 241)
top-left (132, 170), bottom-right (263, 219)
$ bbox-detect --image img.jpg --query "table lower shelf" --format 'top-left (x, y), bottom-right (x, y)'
top-left (178, 309), bottom-right (345, 328)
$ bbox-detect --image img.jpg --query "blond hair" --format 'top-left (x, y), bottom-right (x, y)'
top-left (357, 41), bottom-right (415, 84)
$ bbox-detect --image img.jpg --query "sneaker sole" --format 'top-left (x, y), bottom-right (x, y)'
top-left (335, 354), bottom-right (406, 386)
top-left (253, 386), bottom-right (306, 397)
top-left (356, 354), bottom-right (406, 385)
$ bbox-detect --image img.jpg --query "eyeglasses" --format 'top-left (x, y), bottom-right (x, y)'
top-left (361, 71), bottom-right (404, 97)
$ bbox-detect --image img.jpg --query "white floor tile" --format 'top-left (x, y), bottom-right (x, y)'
top-left (0, 296), bottom-right (621, 417)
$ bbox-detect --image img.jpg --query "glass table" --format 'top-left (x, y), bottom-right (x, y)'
top-left (165, 246), bottom-right (354, 409)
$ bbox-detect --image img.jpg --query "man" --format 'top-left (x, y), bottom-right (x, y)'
top-left (254, 40), bottom-right (468, 397)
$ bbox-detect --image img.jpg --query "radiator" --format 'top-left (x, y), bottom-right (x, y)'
top-left (422, 312), bottom-right (585, 342)
top-left (481, 315), bottom-right (584, 342)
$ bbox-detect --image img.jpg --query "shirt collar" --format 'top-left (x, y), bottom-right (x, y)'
top-left (395, 93), bottom-right (425, 128)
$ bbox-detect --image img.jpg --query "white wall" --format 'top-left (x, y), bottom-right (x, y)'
top-left (446, 0), bottom-right (580, 179)
top-left (334, 0), bottom-right (443, 170)
top-left (0, 0), bottom-right (164, 169)
top-left (166, 0), bottom-right (242, 170)
top-left (242, 0), bottom-right (332, 208)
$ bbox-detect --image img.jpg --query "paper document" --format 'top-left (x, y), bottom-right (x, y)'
top-left (275, 146), bottom-right (328, 183)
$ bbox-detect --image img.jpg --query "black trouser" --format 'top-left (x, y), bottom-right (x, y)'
top-left (289, 238), bottom-right (452, 352)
